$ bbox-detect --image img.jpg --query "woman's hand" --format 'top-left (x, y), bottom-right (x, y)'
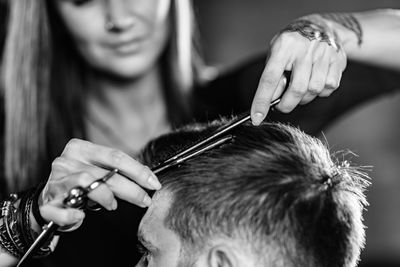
top-left (37, 139), bottom-right (161, 228)
top-left (250, 16), bottom-right (347, 125)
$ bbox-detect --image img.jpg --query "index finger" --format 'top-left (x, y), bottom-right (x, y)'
top-left (251, 54), bottom-right (287, 126)
top-left (62, 139), bottom-right (161, 190)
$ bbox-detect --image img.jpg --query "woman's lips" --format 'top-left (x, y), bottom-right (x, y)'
top-left (108, 37), bottom-right (145, 55)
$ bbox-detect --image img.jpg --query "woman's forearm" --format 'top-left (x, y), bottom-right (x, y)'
top-left (349, 9), bottom-right (400, 69)
top-left (0, 249), bottom-right (18, 266)
top-left (304, 9), bottom-right (400, 70)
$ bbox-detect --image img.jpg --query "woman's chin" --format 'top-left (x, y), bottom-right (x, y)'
top-left (95, 60), bottom-right (156, 81)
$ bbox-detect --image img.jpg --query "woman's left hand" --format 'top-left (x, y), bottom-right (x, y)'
top-left (250, 16), bottom-right (347, 125)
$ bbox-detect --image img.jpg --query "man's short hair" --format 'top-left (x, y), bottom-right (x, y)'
top-left (141, 119), bottom-right (369, 267)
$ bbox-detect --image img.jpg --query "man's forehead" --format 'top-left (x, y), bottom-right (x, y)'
top-left (139, 190), bottom-right (174, 241)
top-left (138, 190), bottom-right (184, 266)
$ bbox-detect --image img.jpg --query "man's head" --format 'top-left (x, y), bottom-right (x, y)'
top-left (136, 120), bottom-right (369, 267)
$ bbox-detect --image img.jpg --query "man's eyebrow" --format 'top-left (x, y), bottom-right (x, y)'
top-left (137, 229), bottom-right (158, 251)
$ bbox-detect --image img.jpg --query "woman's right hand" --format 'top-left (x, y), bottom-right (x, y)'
top-left (37, 139), bottom-right (161, 228)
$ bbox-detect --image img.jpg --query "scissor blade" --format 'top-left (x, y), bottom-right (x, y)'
top-left (152, 135), bottom-right (233, 174)
top-left (153, 97), bottom-right (282, 173)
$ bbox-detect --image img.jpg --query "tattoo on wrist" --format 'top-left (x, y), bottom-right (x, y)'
top-left (281, 19), bottom-right (340, 51)
top-left (320, 13), bottom-right (363, 46)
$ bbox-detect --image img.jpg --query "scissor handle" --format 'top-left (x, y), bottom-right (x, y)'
top-left (63, 168), bottom-right (119, 210)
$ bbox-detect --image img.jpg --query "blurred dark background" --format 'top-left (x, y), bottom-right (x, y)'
top-left (1, 0), bottom-right (400, 265)
top-left (194, 0), bottom-right (400, 265)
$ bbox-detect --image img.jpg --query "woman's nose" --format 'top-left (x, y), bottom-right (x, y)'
top-left (105, 0), bottom-right (135, 32)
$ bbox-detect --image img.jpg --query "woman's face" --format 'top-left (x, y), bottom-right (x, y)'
top-left (54, 0), bottom-right (171, 79)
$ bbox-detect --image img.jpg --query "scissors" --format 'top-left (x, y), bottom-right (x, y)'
top-left (17, 168), bottom-right (119, 266)
top-left (17, 85), bottom-right (286, 266)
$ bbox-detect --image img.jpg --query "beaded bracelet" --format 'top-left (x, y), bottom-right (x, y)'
top-left (0, 196), bottom-right (18, 257)
top-left (8, 200), bottom-right (27, 254)
top-left (0, 194), bottom-right (23, 257)
top-left (0, 189), bottom-right (54, 259)
top-left (0, 219), bottom-right (20, 258)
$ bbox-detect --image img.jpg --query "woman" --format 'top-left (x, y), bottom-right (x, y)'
top-left (0, 0), bottom-right (400, 266)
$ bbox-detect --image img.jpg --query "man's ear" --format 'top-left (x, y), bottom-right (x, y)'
top-left (207, 244), bottom-right (238, 267)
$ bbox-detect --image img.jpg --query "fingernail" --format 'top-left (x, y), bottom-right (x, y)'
top-left (143, 195), bottom-right (152, 207)
top-left (252, 112), bottom-right (264, 126)
top-left (112, 199), bottom-right (118, 210)
top-left (147, 174), bottom-right (162, 190)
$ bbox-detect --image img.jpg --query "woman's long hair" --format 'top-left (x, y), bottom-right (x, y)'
top-left (1, 0), bottom-right (203, 193)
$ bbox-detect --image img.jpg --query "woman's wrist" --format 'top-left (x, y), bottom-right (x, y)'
top-left (30, 183), bottom-right (48, 231)
top-left (29, 207), bottom-right (41, 233)
top-left (0, 188), bottom-right (55, 260)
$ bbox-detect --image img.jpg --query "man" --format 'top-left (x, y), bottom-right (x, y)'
top-left (136, 119), bottom-right (369, 267)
